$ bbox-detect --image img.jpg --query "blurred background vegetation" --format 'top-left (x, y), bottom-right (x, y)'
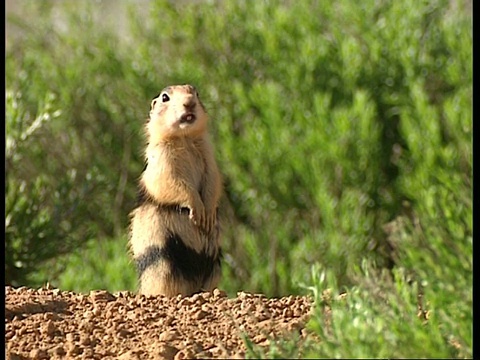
top-left (6, 0), bottom-right (471, 357)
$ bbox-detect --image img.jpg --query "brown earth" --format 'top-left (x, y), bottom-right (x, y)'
top-left (5, 285), bottom-right (314, 359)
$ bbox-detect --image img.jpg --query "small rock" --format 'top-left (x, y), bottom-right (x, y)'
top-left (201, 303), bottom-right (211, 312)
top-left (195, 310), bottom-right (208, 320)
top-left (118, 350), bottom-right (141, 360)
top-left (50, 345), bottom-right (66, 356)
top-left (7, 352), bottom-right (23, 360)
top-left (213, 288), bottom-right (227, 298)
top-left (190, 293), bottom-right (205, 304)
top-left (117, 329), bottom-right (132, 338)
top-left (90, 290), bottom-right (115, 302)
top-left (92, 306), bottom-right (102, 316)
top-left (43, 312), bottom-right (58, 321)
top-left (174, 348), bottom-right (195, 360)
top-left (80, 334), bottom-right (92, 345)
top-left (41, 320), bottom-right (56, 337)
top-left (159, 330), bottom-right (179, 342)
top-left (157, 344), bottom-right (179, 359)
top-left (66, 344), bottom-right (82, 356)
top-left (282, 308), bottom-right (293, 317)
top-left (178, 298), bottom-right (192, 307)
top-left (52, 288), bottom-right (61, 296)
top-left (29, 349), bottom-right (48, 359)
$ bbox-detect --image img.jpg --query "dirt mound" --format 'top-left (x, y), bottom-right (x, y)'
top-left (5, 286), bottom-right (313, 359)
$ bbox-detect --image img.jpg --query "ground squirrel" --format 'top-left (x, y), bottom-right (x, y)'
top-left (129, 84), bottom-right (223, 296)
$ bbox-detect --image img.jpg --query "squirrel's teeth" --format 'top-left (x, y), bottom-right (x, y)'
top-left (180, 113), bottom-right (196, 124)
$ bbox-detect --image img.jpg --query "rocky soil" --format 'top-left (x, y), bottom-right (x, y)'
top-left (5, 285), bottom-right (314, 359)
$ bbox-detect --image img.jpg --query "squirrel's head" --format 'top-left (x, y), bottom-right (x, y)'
top-left (147, 84), bottom-right (208, 140)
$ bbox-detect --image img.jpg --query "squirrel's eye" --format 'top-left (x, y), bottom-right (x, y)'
top-left (161, 93), bottom-right (170, 102)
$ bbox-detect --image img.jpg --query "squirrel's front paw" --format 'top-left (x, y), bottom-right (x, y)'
top-left (189, 202), bottom-right (206, 228)
top-left (202, 212), bottom-right (217, 236)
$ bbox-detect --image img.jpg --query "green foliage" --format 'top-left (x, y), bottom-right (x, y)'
top-left (303, 262), bottom-right (471, 358)
top-left (53, 236), bottom-right (137, 293)
top-left (5, 0), bottom-right (471, 357)
top-left (5, 90), bottom-right (98, 286)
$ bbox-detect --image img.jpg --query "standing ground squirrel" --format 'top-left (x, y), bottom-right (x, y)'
top-left (129, 84), bottom-right (223, 297)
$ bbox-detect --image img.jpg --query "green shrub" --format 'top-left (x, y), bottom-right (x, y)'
top-left (6, 1), bottom-right (145, 286)
top-left (53, 235), bottom-right (136, 293)
top-left (300, 262), bottom-right (471, 358)
top-left (5, 90), bottom-right (98, 286)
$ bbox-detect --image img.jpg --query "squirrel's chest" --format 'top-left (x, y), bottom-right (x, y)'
top-left (147, 143), bottom-right (205, 183)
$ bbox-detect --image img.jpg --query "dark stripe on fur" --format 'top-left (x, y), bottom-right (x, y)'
top-left (135, 232), bottom-right (221, 282)
top-left (165, 232), bottom-right (219, 282)
top-left (135, 246), bottom-right (163, 275)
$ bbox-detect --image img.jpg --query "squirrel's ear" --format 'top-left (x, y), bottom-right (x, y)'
top-left (190, 85), bottom-right (199, 97)
top-left (150, 92), bottom-right (161, 109)
top-left (150, 98), bottom-right (158, 111)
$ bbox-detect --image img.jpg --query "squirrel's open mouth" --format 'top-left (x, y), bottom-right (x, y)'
top-left (179, 113), bottom-right (196, 124)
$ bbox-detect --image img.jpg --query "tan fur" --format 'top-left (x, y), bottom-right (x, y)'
top-left (129, 85), bottom-right (222, 297)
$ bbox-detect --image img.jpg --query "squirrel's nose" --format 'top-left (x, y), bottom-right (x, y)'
top-left (183, 97), bottom-right (196, 111)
